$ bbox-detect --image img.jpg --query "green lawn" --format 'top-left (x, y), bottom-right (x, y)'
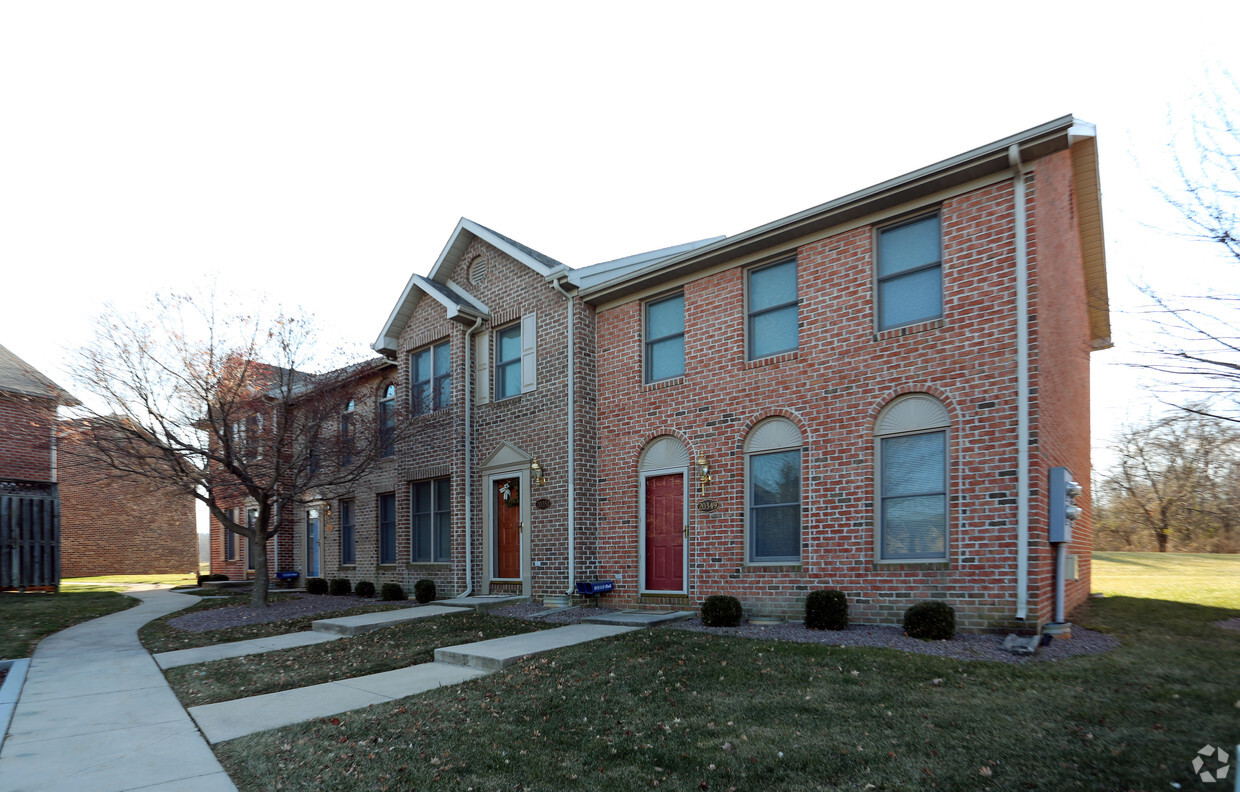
top-left (1092, 552), bottom-right (1240, 608)
top-left (209, 554), bottom-right (1240, 791)
top-left (0, 590), bottom-right (137, 658)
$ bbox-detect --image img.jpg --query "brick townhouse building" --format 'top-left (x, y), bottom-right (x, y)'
top-left (2, 343), bottom-right (195, 581)
top-left (211, 115), bottom-right (1107, 630)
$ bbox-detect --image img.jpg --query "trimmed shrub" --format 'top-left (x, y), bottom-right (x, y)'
top-left (805, 589), bottom-right (848, 630)
top-left (329, 578), bottom-right (352, 596)
top-left (305, 577), bottom-right (329, 595)
top-left (355, 580), bottom-right (376, 598)
top-left (196, 573), bottom-right (229, 585)
top-left (380, 582), bottom-right (406, 601)
top-left (196, 574), bottom-right (210, 586)
top-left (413, 578), bottom-right (437, 604)
top-left (903, 601), bottom-right (956, 640)
top-left (700, 595), bottom-right (743, 627)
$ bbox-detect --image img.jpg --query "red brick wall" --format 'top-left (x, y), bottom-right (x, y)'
top-left (58, 425), bottom-right (198, 577)
top-left (0, 393), bottom-right (56, 482)
top-left (594, 168), bottom-right (1091, 630)
top-left (1029, 149), bottom-right (1094, 622)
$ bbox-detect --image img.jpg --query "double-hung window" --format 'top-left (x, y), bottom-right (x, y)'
top-left (379, 384), bottom-right (396, 456)
top-left (744, 418), bottom-right (803, 563)
top-left (876, 394), bottom-right (950, 561)
top-left (339, 400), bottom-right (355, 466)
top-left (644, 293), bottom-right (685, 382)
top-left (411, 478), bottom-right (451, 563)
top-left (411, 341), bottom-right (450, 415)
top-left (223, 508), bottom-right (237, 561)
top-left (339, 499), bottom-right (356, 565)
top-left (495, 324), bottom-right (523, 400)
top-left (877, 212), bottom-right (942, 330)
top-left (378, 493), bottom-right (396, 565)
top-left (747, 259), bottom-right (798, 359)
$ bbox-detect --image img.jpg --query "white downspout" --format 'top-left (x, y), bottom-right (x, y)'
top-left (461, 315), bottom-right (485, 597)
top-left (1009, 143), bottom-right (1031, 621)
top-left (549, 277), bottom-right (576, 594)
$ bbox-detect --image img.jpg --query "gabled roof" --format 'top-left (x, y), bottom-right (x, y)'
top-left (375, 218), bottom-right (570, 356)
top-left (0, 343), bottom-right (78, 404)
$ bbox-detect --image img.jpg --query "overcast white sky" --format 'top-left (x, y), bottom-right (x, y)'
top-left (3, 2), bottom-right (1239, 506)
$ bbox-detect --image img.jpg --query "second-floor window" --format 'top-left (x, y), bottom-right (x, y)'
top-left (411, 341), bottom-right (450, 415)
top-left (245, 414), bottom-right (262, 460)
top-left (495, 324), bottom-right (523, 400)
top-left (339, 400), bottom-right (355, 466)
top-left (379, 384), bottom-right (396, 456)
top-left (645, 293), bottom-right (685, 382)
top-left (877, 212), bottom-right (942, 330)
top-left (747, 258), bottom-right (798, 360)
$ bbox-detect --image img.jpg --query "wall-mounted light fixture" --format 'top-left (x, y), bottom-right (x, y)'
top-left (696, 455), bottom-right (711, 495)
top-left (531, 458), bottom-right (546, 487)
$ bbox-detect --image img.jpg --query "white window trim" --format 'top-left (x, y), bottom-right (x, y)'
top-left (643, 292), bottom-right (686, 384)
top-left (742, 418), bottom-right (803, 565)
top-left (874, 394), bottom-right (951, 563)
top-left (745, 257), bottom-right (799, 361)
top-left (874, 210), bottom-right (944, 332)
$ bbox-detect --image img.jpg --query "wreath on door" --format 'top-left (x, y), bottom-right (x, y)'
top-left (499, 479), bottom-right (520, 507)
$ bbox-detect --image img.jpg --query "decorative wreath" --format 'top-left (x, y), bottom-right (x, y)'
top-left (499, 479), bottom-right (520, 507)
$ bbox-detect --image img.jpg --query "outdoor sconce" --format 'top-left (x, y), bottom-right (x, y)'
top-left (531, 458), bottom-right (546, 487)
top-left (696, 455), bottom-right (711, 495)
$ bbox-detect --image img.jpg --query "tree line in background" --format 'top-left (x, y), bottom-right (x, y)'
top-left (1094, 411), bottom-right (1240, 553)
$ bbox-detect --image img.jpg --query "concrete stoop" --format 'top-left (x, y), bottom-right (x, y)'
top-left (437, 595), bottom-right (529, 613)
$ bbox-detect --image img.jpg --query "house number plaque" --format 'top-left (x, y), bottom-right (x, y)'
top-left (535, 498), bottom-right (552, 510)
top-left (697, 499), bottom-right (720, 513)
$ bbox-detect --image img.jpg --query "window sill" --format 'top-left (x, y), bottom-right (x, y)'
top-left (873, 559), bottom-right (950, 570)
top-left (742, 562), bottom-right (802, 572)
top-left (377, 564), bottom-right (399, 569)
top-left (340, 564), bottom-right (356, 569)
top-left (643, 376), bottom-right (684, 392)
top-left (744, 350), bottom-right (798, 370)
top-left (873, 318), bottom-right (945, 342)
top-left (408, 561), bottom-right (451, 568)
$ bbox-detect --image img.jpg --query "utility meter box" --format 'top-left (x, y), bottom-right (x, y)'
top-left (1048, 466), bottom-right (1083, 544)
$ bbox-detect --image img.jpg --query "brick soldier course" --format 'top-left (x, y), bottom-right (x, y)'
top-left (210, 116), bottom-right (1108, 631)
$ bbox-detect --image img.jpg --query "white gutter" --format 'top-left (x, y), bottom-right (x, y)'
top-left (549, 276), bottom-right (576, 594)
top-left (1009, 143), bottom-right (1031, 621)
top-left (461, 315), bottom-right (485, 597)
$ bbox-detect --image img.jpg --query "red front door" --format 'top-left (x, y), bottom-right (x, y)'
top-left (496, 480), bottom-right (521, 579)
top-left (645, 473), bottom-right (684, 591)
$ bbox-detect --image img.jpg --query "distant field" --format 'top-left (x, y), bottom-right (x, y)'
top-left (1092, 551), bottom-right (1240, 609)
top-left (61, 573), bottom-right (197, 589)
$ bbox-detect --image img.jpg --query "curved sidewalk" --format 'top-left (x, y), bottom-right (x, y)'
top-left (0, 586), bottom-right (236, 792)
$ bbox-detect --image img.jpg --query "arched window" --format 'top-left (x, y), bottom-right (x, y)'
top-left (744, 418), bottom-right (802, 563)
top-left (339, 399), bottom-right (355, 466)
top-left (875, 394), bottom-right (950, 561)
top-left (379, 384), bottom-right (396, 457)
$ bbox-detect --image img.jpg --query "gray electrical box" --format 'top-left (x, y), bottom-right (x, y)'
top-left (1048, 466), bottom-right (1083, 543)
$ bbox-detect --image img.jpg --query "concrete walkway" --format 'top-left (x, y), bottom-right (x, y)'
top-left (0, 585), bottom-right (236, 792)
top-left (188, 622), bottom-right (638, 743)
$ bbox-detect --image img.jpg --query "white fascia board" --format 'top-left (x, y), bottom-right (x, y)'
top-left (445, 279), bottom-right (490, 315)
top-left (428, 218), bottom-right (556, 282)
top-left (373, 271), bottom-right (427, 356)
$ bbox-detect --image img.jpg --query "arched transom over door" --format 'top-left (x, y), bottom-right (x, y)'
top-left (639, 437), bottom-right (691, 593)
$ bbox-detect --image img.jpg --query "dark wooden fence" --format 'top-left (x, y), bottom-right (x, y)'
top-left (0, 479), bottom-right (61, 590)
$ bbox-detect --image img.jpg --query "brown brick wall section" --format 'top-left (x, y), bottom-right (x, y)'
top-left (58, 425), bottom-right (198, 577)
top-left (0, 394), bottom-right (56, 482)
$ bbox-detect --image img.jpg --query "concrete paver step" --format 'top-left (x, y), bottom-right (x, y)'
top-left (311, 603), bottom-right (468, 635)
top-left (584, 610), bottom-right (695, 627)
top-left (434, 623), bottom-right (638, 671)
top-left (154, 631), bottom-right (344, 669)
top-left (188, 662), bottom-right (488, 744)
top-left (437, 594), bottom-right (528, 612)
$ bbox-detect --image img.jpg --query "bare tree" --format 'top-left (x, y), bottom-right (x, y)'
top-left (62, 290), bottom-right (402, 606)
top-left (1138, 73), bottom-right (1240, 421)
top-left (1096, 411), bottom-right (1240, 552)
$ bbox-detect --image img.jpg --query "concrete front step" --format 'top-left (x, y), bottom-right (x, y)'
top-left (583, 610), bottom-right (695, 627)
top-left (434, 623), bottom-right (638, 671)
top-left (188, 662), bottom-right (488, 744)
top-left (311, 604), bottom-right (468, 636)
